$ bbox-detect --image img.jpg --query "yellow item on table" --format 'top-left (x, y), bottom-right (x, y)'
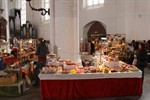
top-left (70, 69), bottom-right (77, 74)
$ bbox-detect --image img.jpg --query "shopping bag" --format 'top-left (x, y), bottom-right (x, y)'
top-left (132, 58), bottom-right (137, 66)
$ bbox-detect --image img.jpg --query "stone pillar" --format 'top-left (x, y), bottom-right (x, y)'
top-left (1, 0), bottom-right (10, 52)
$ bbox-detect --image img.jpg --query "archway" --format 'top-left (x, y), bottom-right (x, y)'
top-left (80, 21), bottom-right (106, 66)
top-left (80, 21), bottom-right (106, 53)
top-left (83, 21), bottom-right (106, 41)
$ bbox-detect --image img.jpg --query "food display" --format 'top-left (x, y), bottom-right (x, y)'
top-left (0, 39), bottom-right (8, 53)
top-left (40, 60), bottom-right (80, 74)
top-left (40, 34), bottom-right (140, 75)
top-left (40, 55), bottom-right (140, 75)
top-left (100, 34), bottom-right (126, 60)
top-left (101, 55), bottom-right (120, 67)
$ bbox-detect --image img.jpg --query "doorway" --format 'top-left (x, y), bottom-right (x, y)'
top-left (81, 21), bottom-right (106, 53)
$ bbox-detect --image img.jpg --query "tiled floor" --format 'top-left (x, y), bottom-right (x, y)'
top-left (1, 65), bottom-right (150, 100)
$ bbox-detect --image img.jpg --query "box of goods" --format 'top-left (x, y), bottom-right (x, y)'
top-left (64, 62), bottom-right (78, 70)
top-left (33, 55), bottom-right (38, 62)
top-left (101, 56), bottom-right (120, 67)
top-left (0, 74), bottom-right (17, 85)
top-left (64, 65), bottom-right (78, 70)
top-left (104, 61), bottom-right (120, 67)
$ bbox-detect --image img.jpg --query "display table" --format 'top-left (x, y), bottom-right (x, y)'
top-left (39, 71), bottom-right (142, 100)
top-left (0, 81), bottom-right (23, 96)
top-left (0, 70), bottom-right (21, 97)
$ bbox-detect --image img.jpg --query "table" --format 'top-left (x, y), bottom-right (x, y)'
top-left (0, 63), bottom-right (32, 97)
top-left (39, 71), bottom-right (142, 100)
top-left (0, 81), bottom-right (23, 96)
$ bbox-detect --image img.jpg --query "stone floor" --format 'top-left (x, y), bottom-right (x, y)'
top-left (1, 64), bottom-right (150, 100)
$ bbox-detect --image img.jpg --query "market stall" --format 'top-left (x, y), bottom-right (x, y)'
top-left (0, 39), bottom-right (36, 96)
top-left (38, 57), bottom-right (142, 99)
top-left (39, 71), bottom-right (142, 99)
top-left (0, 61), bottom-right (32, 96)
top-left (0, 70), bottom-right (22, 96)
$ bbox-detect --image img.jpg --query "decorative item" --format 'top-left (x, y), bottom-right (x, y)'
top-left (26, 0), bottom-right (50, 16)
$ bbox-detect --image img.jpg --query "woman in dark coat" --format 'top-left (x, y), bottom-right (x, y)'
top-left (136, 43), bottom-right (147, 82)
top-left (90, 41), bottom-right (95, 55)
top-left (33, 39), bottom-right (49, 86)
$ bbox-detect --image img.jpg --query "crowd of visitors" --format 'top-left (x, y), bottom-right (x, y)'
top-left (127, 40), bottom-right (150, 82)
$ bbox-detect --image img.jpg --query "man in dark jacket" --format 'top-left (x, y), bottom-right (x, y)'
top-left (136, 43), bottom-right (147, 82)
top-left (33, 39), bottom-right (49, 86)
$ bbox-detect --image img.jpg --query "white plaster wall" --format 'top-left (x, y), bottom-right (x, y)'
top-left (116, 0), bottom-right (125, 34)
top-left (30, 0), bottom-right (150, 61)
top-left (31, 0), bottom-right (55, 53)
top-left (123, 0), bottom-right (135, 42)
top-left (124, 0), bottom-right (150, 42)
top-left (79, 0), bottom-right (118, 40)
top-left (8, 0), bottom-right (20, 9)
top-left (121, 0), bottom-right (149, 42)
top-left (31, 0), bottom-right (79, 62)
top-left (31, 0), bottom-right (51, 42)
top-left (79, 0), bottom-right (150, 42)
top-left (26, 1), bottom-right (33, 22)
top-left (55, 0), bottom-right (78, 62)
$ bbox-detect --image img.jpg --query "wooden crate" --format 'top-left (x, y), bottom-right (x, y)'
top-left (0, 74), bottom-right (17, 85)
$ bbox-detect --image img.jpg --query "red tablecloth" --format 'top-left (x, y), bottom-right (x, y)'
top-left (4, 57), bottom-right (18, 65)
top-left (40, 78), bottom-right (142, 100)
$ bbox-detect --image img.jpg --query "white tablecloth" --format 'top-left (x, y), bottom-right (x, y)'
top-left (39, 71), bottom-right (142, 80)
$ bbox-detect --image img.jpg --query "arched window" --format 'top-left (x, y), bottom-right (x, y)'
top-left (42, 0), bottom-right (50, 21)
top-left (86, 0), bottom-right (104, 7)
top-left (21, 0), bottom-right (26, 25)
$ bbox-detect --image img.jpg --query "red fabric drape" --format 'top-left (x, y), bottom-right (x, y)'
top-left (5, 57), bottom-right (18, 65)
top-left (40, 78), bottom-right (142, 100)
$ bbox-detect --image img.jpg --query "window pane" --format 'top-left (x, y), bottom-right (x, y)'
top-left (45, 15), bottom-right (50, 20)
top-left (22, 20), bottom-right (26, 24)
top-left (22, 16), bottom-right (26, 19)
top-left (41, 0), bottom-right (50, 21)
top-left (45, 0), bottom-right (49, 3)
top-left (99, 0), bottom-right (104, 4)
top-left (21, 0), bottom-right (26, 25)
top-left (94, 0), bottom-right (99, 5)
top-left (45, 3), bottom-right (49, 8)
top-left (87, 0), bottom-right (93, 6)
top-left (21, 1), bottom-right (26, 5)
top-left (22, 11), bottom-right (26, 14)
top-left (22, 6), bottom-right (26, 9)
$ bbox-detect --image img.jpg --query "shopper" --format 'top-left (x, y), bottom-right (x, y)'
top-left (10, 47), bottom-right (19, 57)
top-left (0, 52), bottom-right (6, 70)
top-left (90, 40), bottom-right (95, 55)
top-left (33, 39), bottom-right (49, 86)
top-left (135, 42), bottom-right (147, 82)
